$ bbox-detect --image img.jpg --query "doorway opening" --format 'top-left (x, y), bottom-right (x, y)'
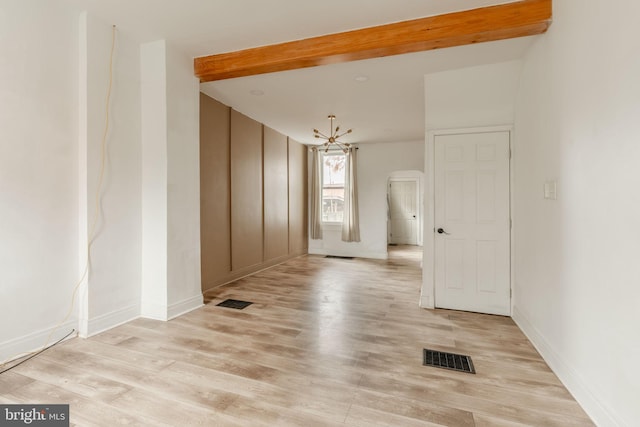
top-left (387, 170), bottom-right (424, 253)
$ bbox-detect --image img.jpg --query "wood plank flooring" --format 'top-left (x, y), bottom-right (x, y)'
top-left (0, 246), bottom-right (593, 426)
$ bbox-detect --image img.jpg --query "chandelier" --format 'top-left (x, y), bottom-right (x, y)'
top-left (313, 115), bottom-right (353, 153)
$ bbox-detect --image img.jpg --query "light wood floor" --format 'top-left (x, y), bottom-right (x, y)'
top-left (0, 246), bottom-right (593, 426)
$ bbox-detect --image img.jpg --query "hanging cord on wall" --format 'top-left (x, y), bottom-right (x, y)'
top-left (0, 330), bottom-right (76, 375)
top-left (0, 25), bottom-right (117, 373)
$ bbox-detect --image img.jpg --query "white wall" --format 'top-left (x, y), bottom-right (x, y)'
top-left (0, 0), bottom-right (79, 360)
top-left (140, 40), bottom-right (169, 320)
top-left (79, 14), bottom-right (142, 337)
top-left (166, 45), bottom-right (202, 318)
top-left (513, 1), bottom-right (640, 425)
top-left (422, 61), bottom-right (521, 309)
top-left (424, 60), bottom-right (522, 130)
top-left (309, 140), bottom-right (424, 259)
top-left (140, 40), bottom-right (203, 320)
top-left (0, 1), bottom-right (202, 360)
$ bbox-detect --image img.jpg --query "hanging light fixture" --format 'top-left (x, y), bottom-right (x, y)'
top-left (313, 114), bottom-right (353, 153)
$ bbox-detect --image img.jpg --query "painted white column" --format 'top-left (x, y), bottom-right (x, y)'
top-left (77, 11), bottom-right (90, 337)
top-left (140, 40), bottom-right (203, 320)
top-left (165, 46), bottom-right (203, 319)
top-left (140, 40), bottom-right (169, 320)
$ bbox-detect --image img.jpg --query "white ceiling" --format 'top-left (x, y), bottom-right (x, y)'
top-left (62, 0), bottom-right (536, 144)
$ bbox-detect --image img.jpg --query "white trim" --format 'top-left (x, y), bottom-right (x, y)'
top-left (83, 303), bottom-right (140, 338)
top-left (321, 222), bottom-right (342, 230)
top-left (0, 320), bottom-right (78, 364)
top-left (141, 303), bottom-right (169, 321)
top-left (422, 125), bottom-right (513, 310)
top-left (387, 173), bottom-right (423, 247)
top-left (510, 126), bottom-right (517, 314)
top-left (512, 306), bottom-right (617, 427)
top-left (421, 128), bottom-right (435, 309)
top-left (320, 150), bottom-right (347, 225)
top-left (307, 248), bottom-right (388, 260)
top-left (77, 11), bottom-right (90, 339)
top-left (168, 295), bottom-right (204, 320)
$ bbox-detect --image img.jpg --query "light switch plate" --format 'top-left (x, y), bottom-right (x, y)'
top-left (544, 181), bottom-right (557, 200)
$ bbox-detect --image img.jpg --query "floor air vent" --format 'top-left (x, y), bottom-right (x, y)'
top-left (423, 349), bottom-right (475, 374)
top-left (216, 299), bottom-right (253, 310)
top-left (325, 255), bottom-right (354, 260)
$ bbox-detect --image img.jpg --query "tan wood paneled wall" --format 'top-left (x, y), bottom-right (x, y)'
top-left (199, 93), bottom-right (308, 292)
top-left (199, 94), bottom-right (231, 281)
top-left (288, 139), bottom-right (308, 254)
top-left (230, 109), bottom-right (264, 271)
top-left (263, 126), bottom-right (289, 262)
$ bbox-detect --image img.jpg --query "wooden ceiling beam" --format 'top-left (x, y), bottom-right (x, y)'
top-left (194, 0), bottom-right (551, 82)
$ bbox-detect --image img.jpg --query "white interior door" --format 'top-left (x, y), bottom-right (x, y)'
top-left (434, 131), bottom-right (511, 315)
top-left (389, 179), bottom-right (417, 245)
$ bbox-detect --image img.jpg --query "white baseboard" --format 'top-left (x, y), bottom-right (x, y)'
top-left (168, 294), bottom-right (203, 320)
top-left (0, 320), bottom-right (78, 364)
top-left (140, 295), bottom-right (204, 322)
top-left (419, 295), bottom-right (434, 309)
top-left (84, 303), bottom-right (140, 338)
top-left (512, 305), bottom-right (620, 427)
top-left (1, 295), bottom-right (201, 365)
top-left (141, 302), bottom-right (169, 321)
top-left (307, 248), bottom-right (388, 260)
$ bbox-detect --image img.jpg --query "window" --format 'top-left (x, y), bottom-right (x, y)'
top-left (322, 153), bottom-right (346, 222)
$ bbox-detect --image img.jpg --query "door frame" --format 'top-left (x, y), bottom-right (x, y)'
top-left (387, 176), bottom-right (422, 246)
top-left (420, 125), bottom-right (515, 312)
top-left (387, 170), bottom-right (424, 247)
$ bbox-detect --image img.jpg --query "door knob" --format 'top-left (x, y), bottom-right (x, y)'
top-left (437, 228), bottom-right (450, 235)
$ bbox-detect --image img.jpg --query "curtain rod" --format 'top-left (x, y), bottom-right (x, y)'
top-left (308, 145), bottom-right (358, 152)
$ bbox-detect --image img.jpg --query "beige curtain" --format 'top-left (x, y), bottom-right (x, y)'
top-left (310, 147), bottom-right (323, 239)
top-left (342, 146), bottom-right (360, 242)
